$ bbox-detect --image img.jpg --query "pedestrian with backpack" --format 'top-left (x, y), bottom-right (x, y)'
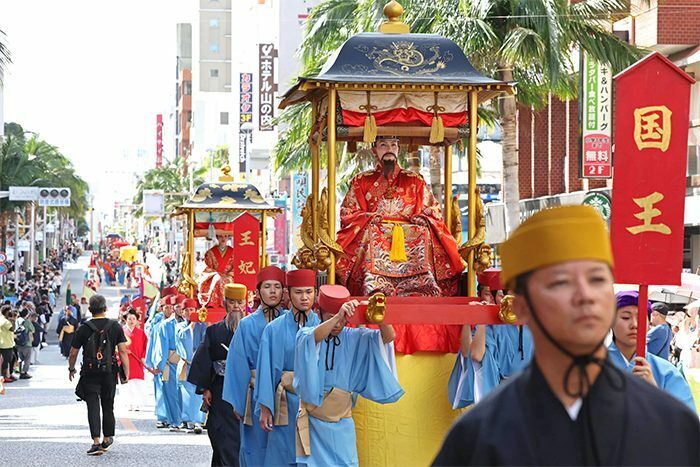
top-left (14, 309), bottom-right (34, 379)
top-left (68, 295), bottom-right (130, 456)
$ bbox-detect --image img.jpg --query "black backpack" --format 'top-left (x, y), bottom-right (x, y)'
top-left (82, 320), bottom-right (117, 374)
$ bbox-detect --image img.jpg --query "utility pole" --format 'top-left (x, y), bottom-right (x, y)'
top-left (14, 209), bottom-right (20, 286)
top-left (42, 205), bottom-right (47, 262)
top-left (29, 203), bottom-right (36, 273)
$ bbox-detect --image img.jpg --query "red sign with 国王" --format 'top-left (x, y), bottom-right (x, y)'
top-left (610, 52), bottom-right (694, 285)
top-left (232, 212), bottom-right (260, 305)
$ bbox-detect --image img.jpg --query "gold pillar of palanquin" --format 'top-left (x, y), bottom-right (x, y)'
top-left (466, 90), bottom-right (479, 296)
top-left (187, 209), bottom-right (195, 298)
top-left (311, 99), bottom-right (320, 243)
top-left (444, 145), bottom-right (453, 233)
top-left (326, 88), bottom-right (338, 284)
top-left (260, 213), bottom-right (267, 268)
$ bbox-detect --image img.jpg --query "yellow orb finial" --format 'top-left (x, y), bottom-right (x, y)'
top-left (218, 165), bottom-right (234, 182)
top-left (384, 0), bottom-right (403, 22)
top-left (379, 1), bottom-right (410, 34)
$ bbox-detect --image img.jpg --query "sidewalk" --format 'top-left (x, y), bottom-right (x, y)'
top-left (0, 253), bottom-right (210, 466)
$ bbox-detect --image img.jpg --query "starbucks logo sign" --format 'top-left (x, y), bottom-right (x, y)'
top-left (582, 192), bottom-right (612, 220)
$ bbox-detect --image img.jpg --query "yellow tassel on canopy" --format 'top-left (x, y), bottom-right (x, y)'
top-left (363, 114), bottom-right (377, 143)
top-left (389, 223), bottom-right (407, 262)
top-left (429, 115), bottom-right (445, 144)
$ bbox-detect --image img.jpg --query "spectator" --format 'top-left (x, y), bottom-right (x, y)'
top-left (15, 309), bottom-right (34, 379)
top-left (29, 312), bottom-right (42, 364)
top-left (0, 307), bottom-right (15, 383)
top-left (69, 294), bottom-right (129, 456)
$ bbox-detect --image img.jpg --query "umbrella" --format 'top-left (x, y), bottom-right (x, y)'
top-left (677, 273), bottom-right (700, 300)
top-left (649, 289), bottom-right (692, 305)
top-left (105, 233), bottom-right (121, 239)
top-left (685, 299), bottom-right (700, 310)
top-left (113, 240), bottom-right (129, 248)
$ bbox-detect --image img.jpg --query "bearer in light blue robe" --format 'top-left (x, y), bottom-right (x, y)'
top-left (222, 266), bottom-right (286, 466)
top-left (448, 325), bottom-right (475, 409)
top-left (175, 300), bottom-right (206, 432)
top-left (450, 271), bottom-right (535, 406)
top-left (152, 297), bottom-right (183, 428)
top-left (294, 285), bottom-right (404, 467)
top-left (254, 268), bottom-right (320, 466)
top-left (144, 302), bottom-right (167, 427)
top-left (611, 291), bottom-right (696, 413)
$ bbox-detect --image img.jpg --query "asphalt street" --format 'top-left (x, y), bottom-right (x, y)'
top-left (0, 253), bottom-right (212, 466)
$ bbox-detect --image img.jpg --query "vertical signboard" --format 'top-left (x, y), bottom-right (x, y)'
top-left (239, 72), bottom-right (254, 175)
top-left (610, 52), bottom-right (694, 285)
top-left (156, 114), bottom-right (163, 168)
top-left (291, 173), bottom-right (308, 252)
top-left (580, 52), bottom-right (613, 178)
top-left (258, 43), bottom-right (277, 131)
top-left (273, 197), bottom-right (288, 264)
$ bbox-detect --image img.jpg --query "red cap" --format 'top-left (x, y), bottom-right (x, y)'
top-left (286, 269), bottom-right (316, 288)
top-left (477, 268), bottom-right (504, 291)
top-left (318, 284), bottom-right (350, 315)
top-left (158, 297), bottom-right (168, 306)
top-left (168, 295), bottom-right (179, 306)
top-left (177, 294), bottom-right (187, 304)
top-left (183, 298), bottom-right (199, 309)
top-left (162, 286), bottom-right (177, 297)
top-left (257, 266), bottom-right (286, 288)
top-left (132, 298), bottom-right (146, 310)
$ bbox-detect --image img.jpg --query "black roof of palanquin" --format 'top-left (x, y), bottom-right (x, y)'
top-left (177, 182), bottom-right (280, 213)
top-left (280, 32), bottom-right (514, 108)
top-left (315, 33), bottom-right (505, 85)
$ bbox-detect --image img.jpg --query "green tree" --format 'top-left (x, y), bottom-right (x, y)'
top-left (275, 0), bottom-right (641, 230)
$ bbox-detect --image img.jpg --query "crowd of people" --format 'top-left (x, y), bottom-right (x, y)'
top-left (0, 242), bottom-right (80, 393)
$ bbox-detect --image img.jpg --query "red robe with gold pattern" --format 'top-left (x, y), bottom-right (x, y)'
top-left (336, 164), bottom-right (464, 353)
top-left (198, 245), bottom-right (235, 308)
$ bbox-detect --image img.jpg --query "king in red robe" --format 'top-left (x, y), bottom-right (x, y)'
top-left (336, 137), bottom-right (464, 353)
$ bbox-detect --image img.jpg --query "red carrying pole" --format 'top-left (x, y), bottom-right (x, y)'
top-left (637, 284), bottom-right (649, 359)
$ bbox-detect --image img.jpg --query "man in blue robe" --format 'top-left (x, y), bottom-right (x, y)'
top-left (254, 268), bottom-right (320, 466)
top-left (294, 284), bottom-right (404, 467)
top-left (610, 291), bottom-right (696, 412)
top-left (450, 269), bottom-right (534, 406)
top-left (175, 298), bottom-right (207, 433)
top-left (144, 297), bottom-right (168, 428)
top-left (222, 266), bottom-right (286, 465)
top-left (152, 294), bottom-right (183, 430)
top-left (647, 301), bottom-right (673, 360)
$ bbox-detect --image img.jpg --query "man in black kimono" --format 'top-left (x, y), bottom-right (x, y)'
top-left (188, 283), bottom-right (247, 467)
top-left (434, 206), bottom-right (700, 466)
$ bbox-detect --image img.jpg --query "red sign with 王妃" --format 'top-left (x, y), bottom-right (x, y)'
top-left (232, 212), bottom-right (260, 306)
top-left (610, 52), bottom-right (694, 285)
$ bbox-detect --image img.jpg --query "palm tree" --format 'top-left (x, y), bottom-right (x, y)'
top-left (276, 0), bottom-right (641, 230)
top-left (0, 28), bottom-right (10, 80)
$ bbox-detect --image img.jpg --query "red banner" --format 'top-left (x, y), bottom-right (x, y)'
top-left (156, 114), bottom-right (163, 168)
top-left (232, 212), bottom-right (260, 306)
top-left (610, 52), bottom-right (694, 285)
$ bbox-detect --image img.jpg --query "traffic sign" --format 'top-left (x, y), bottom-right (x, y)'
top-left (0, 252), bottom-right (7, 262)
top-left (9, 187), bottom-right (38, 201)
top-left (0, 264), bottom-right (7, 275)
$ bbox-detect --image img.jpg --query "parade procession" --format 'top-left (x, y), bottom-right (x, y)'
top-left (2, 0), bottom-right (700, 466)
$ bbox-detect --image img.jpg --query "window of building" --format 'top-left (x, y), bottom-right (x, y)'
top-left (220, 112), bottom-right (229, 125)
top-left (210, 68), bottom-right (219, 78)
top-left (209, 43), bottom-right (219, 53)
top-left (209, 18), bottom-right (219, 28)
top-left (184, 81), bottom-right (192, 95)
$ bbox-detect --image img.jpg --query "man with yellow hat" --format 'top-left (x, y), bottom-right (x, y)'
top-left (253, 269), bottom-right (321, 466)
top-left (188, 283), bottom-right (246, 467)
top-left (294, 284), bottom-right (404, 466)
top-left (434, 206), bottom-right (699, 466)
